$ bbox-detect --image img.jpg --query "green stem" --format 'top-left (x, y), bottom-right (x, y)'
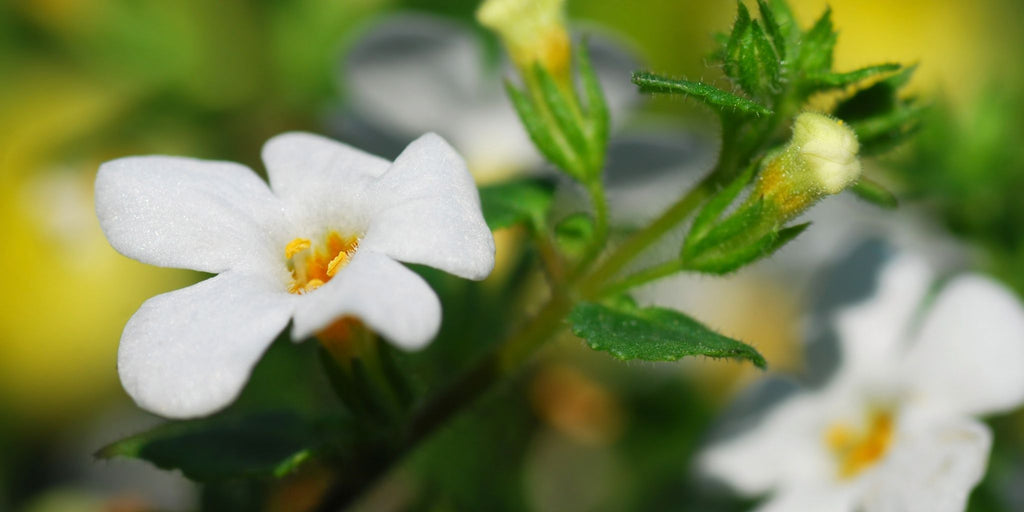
top-left (597, 259), bottom-right (688, 299)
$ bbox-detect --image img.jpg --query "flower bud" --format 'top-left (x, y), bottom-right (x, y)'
top-left (754, 112), bottom-right (862, 217)
top-left (477, 0), bottom-right (571, 81)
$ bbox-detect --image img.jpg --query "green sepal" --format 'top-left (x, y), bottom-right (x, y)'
top-left (632, 72), bottom-right (773, 117)
top-left (797, 7), bottom-right (836, 75)
top-left (851, 177), bottom-right (899, 209)
top-left (554, 212), bottom-right (595, 258)
top-left (747, 20), bottom-right (782, 96)
top-left (576, 40), bottom-right (610, 169)
top-left (534, 63), bottom-right (594, 174)
top-left (686, 163), bottom-right (759, 251)
top-left (505, 80), bottom-right (575, 174)
top-left (683, 200), bottom-right (768, 260)
top-left (757, 0), bottom-right (787, 62)
top-left (724, 1), bottom-right (753, 81)
top-left (569, 301), bottom-right (766, 368)
top-left (806, 63), bottom-right (901, 90)
top-left (96, 411), bottom-right (326, 481)
top-left (478, 178), bottom-right (556, 231)
top-left (687, 221), bottom-right (809, 275)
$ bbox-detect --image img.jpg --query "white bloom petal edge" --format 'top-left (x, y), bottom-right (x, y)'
top-left (118, 272), bottom-right (295, 419)
top-left (363, 132), bottom-right (496, 280)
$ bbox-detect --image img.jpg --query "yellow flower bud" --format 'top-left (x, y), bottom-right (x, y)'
top-left (755, 112), bottom-right (862, 217)
top-left (477, 0), bottom-right (571, 81)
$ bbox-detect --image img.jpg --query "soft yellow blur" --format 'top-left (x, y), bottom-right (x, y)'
top-left (0, 70), bottom-right (190, 424)
top-left (788, 0), bottom-right (997, 110)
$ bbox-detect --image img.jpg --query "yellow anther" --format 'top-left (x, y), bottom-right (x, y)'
top-left (326, 252), bottom-right (349, 277)
top-left (825, 410), bottom-right (894, 480)
top-left (285, 238), bottom-right (311, 259)
top-left (304, 279), bottom-right (325, 292)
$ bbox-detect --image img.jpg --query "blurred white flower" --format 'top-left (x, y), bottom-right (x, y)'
top-left (342, 13), bottom-right (639, 182)
top-left (95, 132), bottom-right (494, 419)
top-left (700, 254), bottom-right (1024, 512)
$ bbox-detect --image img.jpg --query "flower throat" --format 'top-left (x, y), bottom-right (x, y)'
top-left (285, 231), bottom-right (359, 294)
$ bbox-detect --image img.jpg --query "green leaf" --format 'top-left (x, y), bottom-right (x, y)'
top-left (724, 1), bottom-right (753, 81)
top-left (684, 200), bottom-right (768, 260)
top-left (757, 0), bottom-right (786, 61)
top-left (576, 40), bottom-right (610, 167)
top-left (632, 72), bottom-right (772, 117)
top-left (554, 212), bottom-right (595, 257)
top-left (747, 21), bottom-right (782, 96)
top-left (479, 179), bottom-right (555, 231)
top-left (687, 163), bottom-right (759, 250)
top-left (505, 80), bottom-right (575, 174)
top-left (534, 63), bottom-right (594, 172)
top-left (851, 177), bottom-right (899, 209)
top-left (807, 63), bottom-right (901, 89)
top-left (569, 302), bottom-right (766, 368)
top-left (798, 7), bottom-right (836, 74)
top-left (97, 412), bottom-right (323, 481)
top-left (686, 221), bottom-right (809, 275)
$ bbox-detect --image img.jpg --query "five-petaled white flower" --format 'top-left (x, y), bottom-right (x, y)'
top-left (95, 132), bottom-right (495, 419)
top-left (700, 254), bottom-right (1024, 512)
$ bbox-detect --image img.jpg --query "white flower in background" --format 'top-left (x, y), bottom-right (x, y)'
top-left (342, 13), bottom-right (638, 182)
top-left (700, 254), bottom-right (1024, 512)
top-left (95, 132), bottom-right (495, 419)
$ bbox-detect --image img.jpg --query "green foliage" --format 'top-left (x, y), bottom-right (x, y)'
top-left (478, 179), bottom-right (556, 231)
top-left (631, 72), bottom-right (772, 117)
top-left (851, 178), bottom-right (899, 209)
top-left (96, 412), bottom-right (326, 481)
top-left (569, 301), bottom-right (765, 367)
top-left (554, 213), bottom-right (596, 257)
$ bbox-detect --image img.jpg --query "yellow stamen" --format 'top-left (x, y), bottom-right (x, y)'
top-left (825, 409), bottom-right (895, 479)
top-left (285, 238), bottom-right (311, 259)
top-left (326, 251), bottom-right (349, 278)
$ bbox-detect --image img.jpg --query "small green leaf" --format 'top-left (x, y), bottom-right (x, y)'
top-left (684, 200), bottom-right (768, 260)
top-left (757, 0), bottom-right (786, 61)
top-left (479, 179), bottom-right (555, 231)
top-left (97, 412), bottom-right (322, 481)
top-left (807, 63), bottom-right (901, 89)
top-left (798, 7), bottom-right (836, 74)
top-left (554, 212), bottom-right (595, 257)
top-left (746, 21), bottom-right (782, 96)
top-left (724, 1), bottom-right (753, 81)
top-left (505, 80), bottom-right (574, 173)
top-left (632, 72), bottom-right (772, 117)
top-left (687, 163), bottom-right (759, 250)
top-left (686, 221), bottom-right (808, 275)
top-left (851, 177), bottom-right (899, 209)
top-left (576, 40), bottom-right (610, 166)
top-left (569, 302), bottom-right (766, 368)
top-left (534, 63), bottom-right (594, 172)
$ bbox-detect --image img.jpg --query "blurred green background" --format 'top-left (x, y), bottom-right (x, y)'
top-left (2, 0), bottom-right (1023, 510)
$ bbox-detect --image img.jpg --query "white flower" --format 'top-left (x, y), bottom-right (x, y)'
top-left (700, 254), bottom-right (1024, 512)
top-left (95, 132), bottom-right (495, 419)
top-left (343, 13), bottom-right (638, 182)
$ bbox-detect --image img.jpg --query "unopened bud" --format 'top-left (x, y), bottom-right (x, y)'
top-left (754, 112), bottom-right (861, 217)
top-left (477, 0), bottom-right (571, 81)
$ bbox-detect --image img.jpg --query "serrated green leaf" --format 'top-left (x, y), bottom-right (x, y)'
top-left (505, 80), bottom-right (575, 173)
top-left (851, 178), bottom-right (899, 208)
top-left (632, 72), bottom-right (772, 117)
top-left (757, 0), bottom-right (786, 60)
top-left (97, 412), bottom-right (322, 481)
top-left (807, 63), bottom-right (901, 89)
top-left (576, 40), bottom-right (609, 165)
top-left (724, 1), bottom-right (753, 81)
top-left (569, 302), bottom-right (766, 367)
top-left (534, 63), bottom-right (594, 172)
top-left (798, 7), bottom-right (836, 74)
top-left (687, 163), bottom-right (759, 250)
top-left (554, 212), bottom-right (595, 257)
top-left (479, 179), bottom-right (555, 231)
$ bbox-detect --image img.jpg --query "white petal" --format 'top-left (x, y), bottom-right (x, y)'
top-left (832, 254), bottom-right (933, 378)
top-left (861, 418), bottom-right (991, 512)
top-left (95, 156), bottom-right (287, 274)
top-left (903, 274), bottom-right (1024, 417)
top-left (291, 251), bottom-right (441, 350)
top-left (362, 133), bottom-right (495, 280)
top-left (700, 393), bottom-right (835, 496)
top-left (261, 132), bottom-right (390, 227)
top-left (118, 272), bottom-right (295, 418)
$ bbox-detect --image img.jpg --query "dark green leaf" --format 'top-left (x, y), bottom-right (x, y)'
top-left (798, 7), bottom-right (836, 74)
top-left (569, 302), bottom-right (766, 368)
top-left (632, 72), bottom-right (772, 116)
top-left (479, 179), bottom-right (555, 231)
top-left (851, 178), bottom-right (899, 208)
top-left (97, 412), bottom-right (323, 481)
top-left (807, 63), bottom-right (901, 89)
top-left (505, 80), bottom-right (575, 173)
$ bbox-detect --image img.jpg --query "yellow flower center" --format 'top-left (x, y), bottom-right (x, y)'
top-left (285, 231), bottom-right (359, 294)
top-left (825, 409), bottom-right (895, 480)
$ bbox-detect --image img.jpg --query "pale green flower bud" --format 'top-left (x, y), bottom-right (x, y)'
top-left (477, 0), bottom-right (571, 81)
